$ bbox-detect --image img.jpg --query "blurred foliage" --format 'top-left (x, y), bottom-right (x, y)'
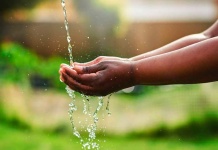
top-left (174, 112), bottom-right (218, 138)
top-left (143, 112), bottom-right (218, 139)
top-left (0, 42), bottom-right (66, 90)
top-left (0, 0), bottom-right (45, 16)
top-left (0, 42), bottom-right (38, 83)
top-left (0, 110), bottom-right (30, 130)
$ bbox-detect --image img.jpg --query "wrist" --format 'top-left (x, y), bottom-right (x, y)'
top-left (131, 59), bottom-right (151, 85)
top-left (129, 61), bottom-right (138, 86)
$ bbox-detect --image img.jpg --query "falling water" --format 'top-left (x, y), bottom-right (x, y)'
top-left (61, 0), bottom-right (111, 149)
top-left (61, 0), bottom-right (73, 66)
top-left (106, 94), bottom-right (112, 116)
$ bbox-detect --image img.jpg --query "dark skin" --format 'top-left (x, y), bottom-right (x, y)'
top-left (59, 20), bottom-right (218, 96)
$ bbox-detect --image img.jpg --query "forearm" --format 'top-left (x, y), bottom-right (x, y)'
top-left (130, 33), bottom-right (209, 61)
top-left (133, 37), bottom-right (218, 85)
top-left (131, 20), bottom-right (218, 61)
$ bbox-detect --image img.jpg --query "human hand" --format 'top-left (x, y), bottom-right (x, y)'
top-left (59, 59), bottom-right (135, 96)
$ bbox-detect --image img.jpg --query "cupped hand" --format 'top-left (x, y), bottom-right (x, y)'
top-left (59, 59), bottom-right (135, 96)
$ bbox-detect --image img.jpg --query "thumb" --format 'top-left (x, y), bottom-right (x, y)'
top-left (74, 63), bottom-right (105, 74)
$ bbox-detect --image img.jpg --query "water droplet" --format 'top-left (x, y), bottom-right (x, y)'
top-left (61, 0), bottom-right (110, 149)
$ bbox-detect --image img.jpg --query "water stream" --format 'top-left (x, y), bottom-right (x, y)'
top-left (61, 0), bottom-right (73, 66)
top-left (61, 0), bottom-right (111, 149)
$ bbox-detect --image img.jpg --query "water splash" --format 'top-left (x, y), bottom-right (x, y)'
top-left (106, 94), bottom-right (112, 116)
top-left (66, 86), bottom-right (83, 141)
top-left (81, 94), bottom-right (90, 115)
top-left (61, 1), bottom-right (112, 149)
top-left (82, 97), bottom-right (104, 150)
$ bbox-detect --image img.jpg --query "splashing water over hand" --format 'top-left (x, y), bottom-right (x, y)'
top-left (60, 0), bottom-right (112, 149)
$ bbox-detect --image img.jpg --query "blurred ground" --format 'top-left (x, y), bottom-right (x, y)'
top-left (1, 83), bottom-right (218, 150)
top-left (1, 82), bottom-right (218, 135)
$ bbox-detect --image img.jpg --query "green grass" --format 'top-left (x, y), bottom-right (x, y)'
top-left (0, 123), bottom-right (81, 150)
top-left (1, 123), bottom-right (218, 150)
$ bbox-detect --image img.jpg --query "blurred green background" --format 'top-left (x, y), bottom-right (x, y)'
top-left (1, 0), bottom-right (218, 150)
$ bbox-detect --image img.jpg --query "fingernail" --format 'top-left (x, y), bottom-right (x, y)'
top-left (70, 62), bottom-right (74, 67)
top-left (61, 63), bottom-right (70, 68)
top-left (60, 76), bottom-right (64, 82)
top-left (59, 68), bottom-right (63, 74)
top-left (61, 63), bottom-right (66, 67)
top-left (70, 65), bottom-right (74, 69)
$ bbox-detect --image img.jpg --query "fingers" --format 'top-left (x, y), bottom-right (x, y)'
top-left (59, 61), bottom-right (107, 96)
top-left (64, 66), bottom-right (99, 85)
top-left (60, 63), bottom-right (73, 69)
top-left (74, 62), bottom-right (105, 74)
top-left (61, 56), bottom-right (106, 74)
top-left (61, 62), bottom-right (100, 74)
top-left (59, 64), bottom-right (101, 87)
top-left (60, 70), bottom-right (96, 95)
